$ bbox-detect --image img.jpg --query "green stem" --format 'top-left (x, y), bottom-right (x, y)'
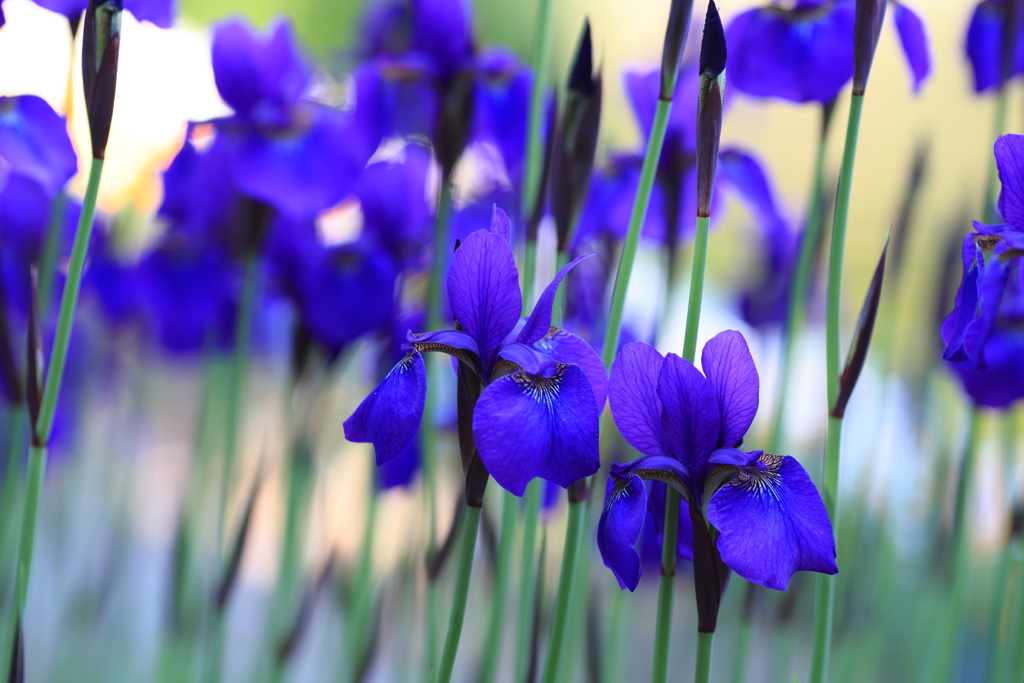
top-left (937, 409), bottom-right (982, 683)
top-left (434, 505), bottom-right (482, 683)
top-left (541, 499), bottom-right (584, 683)
top-left (514, 479), bottom-right (543, 683)
top-left (601, 98), bottom-right (673, 370)
top-left (556, 499), bottom-right (594, 683)
top-left (729, 599), bottom-right (753, 683)
top-left (984, 87), bottom-right (1008, 225)
top-left (1012, 552), bottom-right (1024, 682)
top-left (38, 192), bottom-right (67, 318)
top-left (694, 631), bottom-right (715, 683)
top-left (520, 0), bottom-right (553, 311)
top-left (552, 250), bottom-right (570, 327)
top-left (768, 105), bottom-right (832, 453)
top-left (3, 157), bottom-right (104, 672)
top-left (810, 93), bottom-right (865, 683)
top-left (480, 490), bottom-right (518, 683)
top-left (429, 182), bottom-right (454, 331)
top-left (347, 484), bottom-right (380, 681)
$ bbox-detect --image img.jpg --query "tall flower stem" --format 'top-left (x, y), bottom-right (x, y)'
top-left (3, 156), bottom-right (104, 672)
top-left (424, 179), bottom-right (453, 680)
top-left (514, 479), bottom-right (543, 683)
top-left (346, 481), bottom-right (380, 682)
top-left (694, 631), bottom-right (715, 683)
top-left (521, 0), bottom-right (554, 307)
top-left (809, 91), bottom-right (865, 683)
top-left (38, 192), bottom-right (68, 317)
top-left (480, 490), bottom-right (517, 683)
top-left (541, 496), bottom-right (584, 683)
top-left (768, 102), bottom-right (834, 453)
top-left (434, 504), bottom-right (482, 683)
top-left (653, 213), bottom-right (711, 683)
top-left (936, 409), bottom-right (982, 683)
top-left (983, 87), bottom-right (1008, 224)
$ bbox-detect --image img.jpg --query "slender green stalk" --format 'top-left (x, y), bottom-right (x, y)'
top-left (729, 599), bottom-right (753, 683)
top-left (556, 499), bottom-right (595, 683)
top-left (768, 105), bottom-right (833, 453)
top-left (346, 484), bottom-right (380, 682)
top-left (1012, 552), bottom-right (1024, 682)
top-left (601, 99), bottom-right (673, 369)
top-left (434, 505), bottom-right (482, 683)
top-left (541, 499), bottom-right (584, 683)
top-left (937, 409), bottom-right (982, 683)
top-left (694, 631), bottom-right (715, 683)
top-left (601, 588), bottom-right (626, 681)
top-left (3, 157), bottom-right (104, 674)
top-left (423, 179), bottom-right (453, 682)
top-left (38, 192), bottom-right (67, 317)
top-left (810, 92), bottom-right (866, 683)
top-left (520, 0), bottom-right (553, 309)
top-left (983, 87), bottom-right (1008, 225)
top-left (480, 490), bottom-right (518, 683)
top-left (514, 479), bottom-right (543, 683)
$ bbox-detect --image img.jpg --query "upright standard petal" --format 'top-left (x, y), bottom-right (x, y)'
top-left (708, 453), bottom-right (838, 590)
top-left (996, 134), bottom-right (1024, 230)
top-left (0, 96), bottom-right (78, 195)
top-left (473, 364), bottom-right (599, 496)
top-left (701, 330), bottom-right (759, 449)
top-left (344, 352), bottom-right (428, 465)
top-left (598, 469), bottom-right (648, 591)
top-left (517, 253), bottom-right (593, 346)
top-left (609, 342), bottom-right (667, 457)
top-left (446, 227), bottom-right (522, 377)
top-left (656, 353), bottom-right (721, 475)
top-left (892, 2), bottom-right (931, 93)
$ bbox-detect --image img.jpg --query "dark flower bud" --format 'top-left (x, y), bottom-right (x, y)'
top-left (0, 280), bottom-right (23, 407)
top-left (82, 0), bottom-right (123, 159)
top-left (852, 0), bottom-right (887, 96)
top-left (434, 71), bottom-right (476, 181)
top-left (696, 1), bottom-right (726, 219)
top-left (27, 267), bottom-right (44, 448)
top-left (660, 0), bottom-right (696, 100)
top-left (552, 20), bottom-right (603, 252)
top-left (690, 501), bottom-right (730, 633)
top-left (832, 237), bottom-right (889, 418)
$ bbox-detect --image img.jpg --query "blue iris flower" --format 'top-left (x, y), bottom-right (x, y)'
top-left (344, 207), bottom-right (607, 496)
top-left (965, 0), bottom-right (1024, 92)
top-left (942, 134), bottom-right (1024, 407)
top-left (726, 0), bottom-right (930, 102)
top-left (29, 0), bottom-right (175, 27)
top-left (598, 331), bottom-right (837, 591)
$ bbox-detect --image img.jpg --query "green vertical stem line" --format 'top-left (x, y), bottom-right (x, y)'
top-left (983, 88), bottom-right (1008, 225)
top-left (434, 504), bottom-right (482, 683)
top-left (423, 179), bottom-right (452, 682)
top-left (541, 499), bottom-right (584, 683)
top-left (767, 106), bottom-right (832, 454)
top-left (694, 631), bottom-right (715, 683)
top-left (729, 602), bottom-right (753, 683)
top-left (480, 490), bottom-right (518, 683)
top-left (652, 213), bottom-right (710, 683)
top-left (601, 586), bottom-right (626, 681)
top-left (986, 412), bottom-right (1018, 680)
top-left (3, 157), bottom-right (104, 674)
top-left (556, 500), bottom-right (593, 683)
top-left (347, 484), bottom-right (380, 682)
top-left (514, 479), bottom-right (543, 683)
top-left (937, 409), bottom-right (982, 683)
top-left (810, 92), bottom-right (865, 683)
top-left (1012, 553), bottom-right (1024, 682)
top-left (523, 240), bottom-right (539, 314)
top-left (37, 192), bottom-right (67, 318)
top-left (601, 99), bottom-right (673, 370)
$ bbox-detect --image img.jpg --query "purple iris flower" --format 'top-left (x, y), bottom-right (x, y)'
top-left (942, 134), bottom-right (1024, 406)
top-left (0, 95), bottom-right (78, 196)
top-left (28, 0), bottom-right (175, 27)
top-left (357, 144), bottom-right (434, 267)
top-left (966, 0), bottom-right (1024, 92)
top-left (598, 331), bottom-right (837, 591)
top-left (344, 207), bottom-right (607, 496)
top-left (726, 0), bottom-right (931, 102)
top-left (209, 18), bottom-right (371, 221)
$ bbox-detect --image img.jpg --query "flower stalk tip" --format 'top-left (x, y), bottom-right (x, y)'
top-left (83, 0), bottom-right (123, 160)
top-left (696, 1), bottom-right (726, 219)
top-left (660, 0), bottom-right (696, 100)
top-left (853, 0), bottom-right (887, 95)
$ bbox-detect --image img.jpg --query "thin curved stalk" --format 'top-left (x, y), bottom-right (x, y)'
top-left (434, 505), bottom-right (482, 683)
top-left (540, 499), bottom-right (584, 683)
top-left (514, 480), bottom-right (543, 683)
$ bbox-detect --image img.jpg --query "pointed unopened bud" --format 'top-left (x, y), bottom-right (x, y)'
top-left (27, 267), bottom-right (44, 447)
top-left (552, 19), bottom-right (602, 252)
top-left (660, 0), bottom-right (696, 100)
top-left (82, 0), bottom-right (122, 159)
top-left (832, 236), bottom-right (889, 418)
top-left (696, 1), bottom-right (726, 219)
top-left (434, 71), bottom-right (475, 181)
top-left (852, 0), bottom-right (886, 95)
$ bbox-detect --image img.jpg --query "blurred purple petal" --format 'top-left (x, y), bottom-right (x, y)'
top-left (892, 3), bottom-right (931, 93)
top-left (0, 95), bottom-right (77, 195)
top-left (517, 253), bottom-right (592, 346)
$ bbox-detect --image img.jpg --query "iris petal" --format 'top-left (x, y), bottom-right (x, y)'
top-left (0, 95), bottom-right (78, 195)
top-left (517, 253), bottom-right (593, 346)
top-left (532, 328), bottom-right (607, 411)
top-left (344, 352), bottom-right (427, 466)
top-left (598, 471), bottom-right (647, 591)
top-left (473, 364), bottom-right (599, 496)
top-left (701, 330), bottom-right (759, 449)
top-left (708, 453), bottom-right (837, 591)
top-left (609, 342), bottom-right (666, 456)
top-left (657, 353), bottom-right (720, 474)
top-left (996, 135), bottom-right (1024, 231)
top-left (892, 3), bottom-right (931, 93)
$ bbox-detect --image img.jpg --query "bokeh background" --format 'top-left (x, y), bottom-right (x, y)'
top-left (0, 0), bottom-right (1021, 682)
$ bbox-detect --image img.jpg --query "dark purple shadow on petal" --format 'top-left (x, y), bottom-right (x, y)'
top-left (656, 353), bottom-right (720, 475)
top-left (708, 453), bottom-right (837, 590)
top-left (532, 328), bottom-right (608, 411)
top-left (609, 342), bottom-right (666, 456)
top-left (344, 352), bottom-right (427, 465)
top-left (473, 364), bottom-right (599, 496)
